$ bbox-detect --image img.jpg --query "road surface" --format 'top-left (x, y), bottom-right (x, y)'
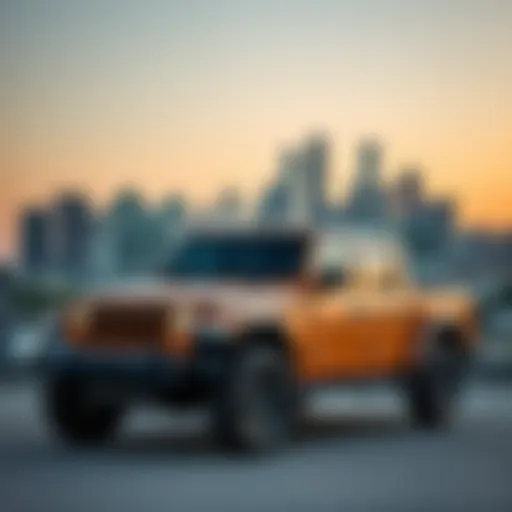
top-left (0, 381), bottom-right (511, 512)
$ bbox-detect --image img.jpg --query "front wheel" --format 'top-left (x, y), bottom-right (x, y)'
top-left (44, 376), bottom-right (123, 446)
top-left (211, 345), bottom-right (299, 453)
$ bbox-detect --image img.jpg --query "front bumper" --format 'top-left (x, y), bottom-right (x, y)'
top-left (39, 333), bottom-right (233, 400)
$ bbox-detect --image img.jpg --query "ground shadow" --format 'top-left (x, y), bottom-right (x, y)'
top-left (92, 412), bottom-right (415, 462)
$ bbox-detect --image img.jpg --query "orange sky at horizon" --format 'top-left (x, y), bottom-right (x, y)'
top-left (2, 120), bottom-right (511, 259)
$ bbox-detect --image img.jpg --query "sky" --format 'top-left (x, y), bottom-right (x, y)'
top-left (1, 0), bottom-right (512, 257)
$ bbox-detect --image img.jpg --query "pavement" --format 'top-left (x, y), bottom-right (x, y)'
top-left (0, 381), bottom-right (511, 512)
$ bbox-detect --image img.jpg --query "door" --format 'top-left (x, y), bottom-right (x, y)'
top-left (291, 266), bottom-right (367, 383)
top-left (312, 290), bottom-right (368, 380)
top-left (328, 288), bottom-right (380, 378)
top-left (353, 262), bottom-right (424, 376)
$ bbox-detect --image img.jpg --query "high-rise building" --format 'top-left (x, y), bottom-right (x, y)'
top-left (355, 138), bottom-right (382, 188)
top-left (427, 198), bottom-right (455, 248)
top-left (19, 207), bottom-right (51, 277)
top-left (89, 209), bottom-right (116, 282)
top-left (258, 180), bottom-right (288, 225)
top-left (392, 168), bottom-right (425, 218)
top-left (103, 188), bottom-right (168, 277)
top-left (279, 148), bottom-right (304, 225)
top-left (402, 197), bottom-right (456, 257)
top-left (106, 189), bottom-right (149, 276)
top-left (161, 195), bottom-right (186, 229)
top-left (281, 134), bottom-right (330, 227)
top-left (52, 192), bottom-right (93, 280)
top-left (158, 195), bottom-right (187, 260)
top-left (346, 138), bottom-right (387, 224)
top-left (302, 134), bottom-right (330, 223)
top-left (258, 147), bottom-right (296, 225)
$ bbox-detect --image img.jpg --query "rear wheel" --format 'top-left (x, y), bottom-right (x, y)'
top-left (211, 345), bottom-right (299, 453)
top-left (45, 376), bottom-right (123, 446)
top-left (406, 338), bottom-right (468, 429)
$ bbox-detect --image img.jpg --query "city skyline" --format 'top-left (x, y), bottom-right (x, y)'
top-left (2, 0), bottom-right (512, 257)
top-left (16, 132), bottom-right (455, 278)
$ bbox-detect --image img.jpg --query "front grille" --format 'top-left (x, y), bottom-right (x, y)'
top-left (85, 303), bottom-right (169, 348)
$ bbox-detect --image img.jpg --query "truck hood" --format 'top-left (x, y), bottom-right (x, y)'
top-left (80, 281), bottom-right (300, 322)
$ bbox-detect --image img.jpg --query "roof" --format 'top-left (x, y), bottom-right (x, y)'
top-left (182, 221), bottom-right (314, 240)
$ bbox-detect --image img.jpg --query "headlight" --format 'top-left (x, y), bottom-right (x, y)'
top-left (194, 309), bottom-right (239, 338)
top-left (173, 307), bottom-right (194, 333)
top-left (65, 304), bottom-right (92, 339)
top-left (172, 303), bottom-right (237, 337)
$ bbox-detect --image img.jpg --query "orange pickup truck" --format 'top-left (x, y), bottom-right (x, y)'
top-left (42, 227), bottom-right (478, 452)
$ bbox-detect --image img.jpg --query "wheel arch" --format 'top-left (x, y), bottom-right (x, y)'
top-left (427, 322), bottom-right (471, 356)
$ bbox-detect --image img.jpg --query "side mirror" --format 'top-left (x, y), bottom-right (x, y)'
top-left (318, 268), bottom-right (347, 291)
top-left (301, 268), bottom-right (346, 293)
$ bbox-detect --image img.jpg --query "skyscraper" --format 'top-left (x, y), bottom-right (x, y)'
top-left (158, 195), bottom-right (187, 260)
top-left (258, 147), bottom-right (296, 225)
top-left (52, 192), bottom-right (93, 280)
top-left (346, 137), bottom-right (387, 224)
top-left (258, 180), bottom-right (288, 225)
top-left (160, 195), bottom-right (186, 230)
top-left (302, 134), bottom-right (330, 224)
top-left (104, 189), bottom-right (168, 277)
top-left (89, 208), bottom-right (116, 282)
top-left (282, 134), bottom-right (330, 227)
top-left (402, 197), bottom-right (456, 258)
top-left (19, 207), bottom-right (50, 277)
top-left (107, 189), bottom-right (147, 276)
top-left (392, 168), bottom-right (425, 218)
top-left (355, 138), bottom-right (382, 189)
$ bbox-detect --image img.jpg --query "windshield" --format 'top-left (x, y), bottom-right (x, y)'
top-left (164, 233), bottom-right (307, 281)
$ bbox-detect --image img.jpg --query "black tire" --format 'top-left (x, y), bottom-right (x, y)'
top-left (45, 376), bottom-right (123, 446)
top-left (211, 345), bottom-right (299, 454)
top-left (406, 339), bottom-right (468, 430)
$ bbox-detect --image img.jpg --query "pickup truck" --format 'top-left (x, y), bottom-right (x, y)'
top-left (41, 226), bottom-right (478, 452)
